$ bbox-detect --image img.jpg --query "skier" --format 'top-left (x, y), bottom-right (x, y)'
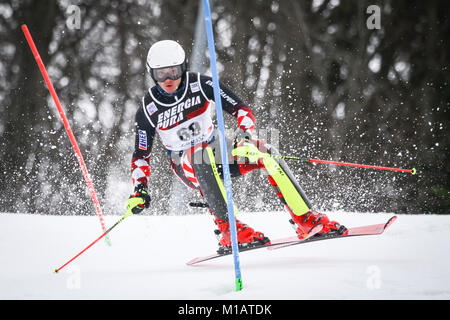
top-left (126, 40), bottom-right (348, 251)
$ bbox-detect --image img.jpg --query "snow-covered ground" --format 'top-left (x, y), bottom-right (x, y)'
top-left (0, 211), bottom-right (449, 300)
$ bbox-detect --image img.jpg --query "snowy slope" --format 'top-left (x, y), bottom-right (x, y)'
top-left (0, 211), bottom-right (449, 300)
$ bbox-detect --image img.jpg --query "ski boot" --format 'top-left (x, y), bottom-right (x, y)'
top-left (289, 210), bottom-right (348, 239)
top-left (214, 217), bottom-right (270, 254)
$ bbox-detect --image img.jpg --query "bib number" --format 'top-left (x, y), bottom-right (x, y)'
top-left (177, 122), bottom-right (201, 141)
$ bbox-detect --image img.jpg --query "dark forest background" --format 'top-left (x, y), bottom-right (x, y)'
top-left (0, 0), bottom-right (449, 216)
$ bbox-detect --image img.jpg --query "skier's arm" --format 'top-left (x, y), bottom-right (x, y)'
top-left (131, 107), bottom-right (156, 189)
top-left (200, 75), bottom-right (255, 135)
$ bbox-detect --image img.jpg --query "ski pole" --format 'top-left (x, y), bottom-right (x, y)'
top-left (21, 24), bottom-right (111, 245)
top-left (54, 211), bottom-right (133, 274)
top-left (273, 155), bottom-right (417, 175)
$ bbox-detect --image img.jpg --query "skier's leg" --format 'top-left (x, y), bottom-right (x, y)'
top-left (232, 140), bottom-right (347, 238)
top-left (232, 140), bottom-right (311, 214)
top-left (169, 151), bottom-right (199, 190)
top-left (182, 142), bottom-right (269, 247)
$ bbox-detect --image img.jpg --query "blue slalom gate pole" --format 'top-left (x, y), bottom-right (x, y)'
top-left (202, 0), bottom-right (243, 291)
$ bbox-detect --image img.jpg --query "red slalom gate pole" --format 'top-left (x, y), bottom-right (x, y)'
top-left (275, 155), bottom-right (416, 174)
top-left (21, 25), bottom-right (111, 245)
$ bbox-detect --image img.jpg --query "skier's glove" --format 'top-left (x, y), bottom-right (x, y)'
top-left (233, 129), bottom-right (252, 148)
top-left (126, 184), bottom-right (151, 215)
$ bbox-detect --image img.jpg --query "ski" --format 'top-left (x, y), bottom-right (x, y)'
top-left (268, 215), bottom-right (397, 250)
top-left (186, 224), bottom-right (323, 266)
top-left (187, 216), bottom-right (397, 265)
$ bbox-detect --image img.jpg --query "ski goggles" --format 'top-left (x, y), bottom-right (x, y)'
top-left (152, 65), bottom-right (183, 82)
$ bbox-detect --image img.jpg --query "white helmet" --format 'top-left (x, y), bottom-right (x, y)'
top-left (146, 40), bottom-right (187, 82)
